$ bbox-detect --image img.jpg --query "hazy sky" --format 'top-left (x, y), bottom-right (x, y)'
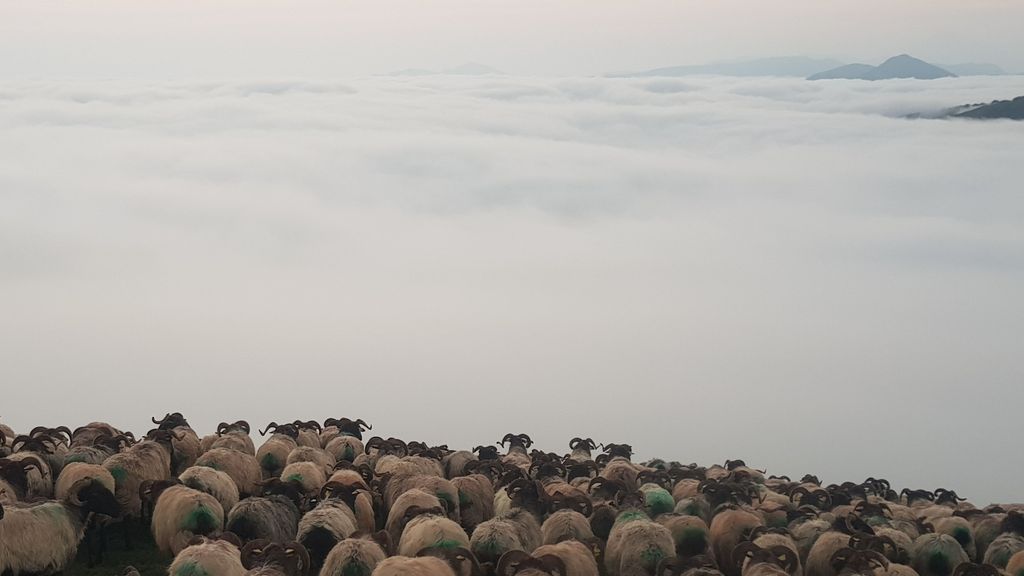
top-left (2, 72), bottom-right (1023, 503)
top-left (2, 0), bottom-right (1024, 77)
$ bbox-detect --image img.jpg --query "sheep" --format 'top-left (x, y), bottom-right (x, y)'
top-left (452, 473), bottom-right (495, 534)
top-left (709, 506), bottom-right (765, 576)
top-left (281, 461), bottom-right (328, 498)
top-left (640, 483), bottom-right (677, 518)
top-left (151, 484), bottom-right (227, 555)
top-left (295, 499), bottom-right (358, 572)
top-left (657, 513), bottom-right (710, 558)
top-left (499, 434), bottom-right (534, 471)
top-left (911, 533), bottom-right (970, 576)
top-left (169, 536), bottom-right (247, 576)
top-left (931, 517), bottom-right (977, 561)
top-left (442, 451), bottom-right (478, 479)
top-left (321, 472), bottom-right (377, 533)
top-left (386, 489), bottom-right (447, 546)
top-left (63, 434), bottom-right (130, 467)
top-left (211, 422), bottom-right (257, 457)
top-left (982, 534), bottom-right (1024, 568)
top-left (397, 514), bottom-right (471, 557)
top-left (383, 472), bottom-right (461, 525)
top-left (181, 465), bottom-right (242, 515)
top-left (0, 476), bottom-right (120, 573)
top-left (982, 512), bottom-right (1024, 568)
top-left (326, 436), bottom-right (366, 465)
top-left (495, 549), bottom-right (571, 576)
top-left (55, 462), bottom-right (116, 502)
top-left (470, 509), bottom-right (543, 566)
top-left (103, 430), bottom-right (174, 542)
top-left (320, 535), bottom-right (389, 576)
top-left (286, 447), bottom-right (335, 476)
top-left (731, 542), bottom-right (798, 576)
top-left (151, 413), bottom-right (202, 475)
top-left (604, 510), bottom-right (676, 576)
top-left (197, 447), bottom-right (264, 497)
top-left (371, 555), bottom-right (457, 576)
top-left (805, 529), bottom-right (852, 576)
top-left (226, 483), bottom-right (303, 544)
top-left (240, 539), bottom-right (311, 576)
top-left (5, 447), bottom-right (54, 500)
top-left (534, 539), bottom-right (602, 576)
top-left (568, 438), bottom-right (599, 462)
top-left (320, 418), bottom-right (372, 448)
top-left (827, 548), bottom-right (891, 576)
top-left (656, 555), bottom-right (724, 576)
top-left (0, 455), bottom-right (49, 503)
top-left (542, 509), bottom-right (596, 546)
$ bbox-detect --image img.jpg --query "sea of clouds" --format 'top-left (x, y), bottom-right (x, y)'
top-left (1, 74), bottom-right (1022, 502)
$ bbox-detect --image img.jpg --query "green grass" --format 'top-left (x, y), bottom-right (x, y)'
top-left (66, 524), bottom-right (171, 576)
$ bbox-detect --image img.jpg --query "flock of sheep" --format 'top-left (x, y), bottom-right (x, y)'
top-left (1, 414), bottom-right (1023, 576)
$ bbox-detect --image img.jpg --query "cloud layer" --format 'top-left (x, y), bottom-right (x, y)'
top-left (2, 74), bottom-right (1023, 503)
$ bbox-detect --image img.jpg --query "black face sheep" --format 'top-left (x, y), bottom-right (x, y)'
top-left (731, 542), bottom-right (799, 576)
top-left (568, 438), bottom-right (599, 462)
top-left (0, 476), bottom-right (120, 574)
top-left (151, 413), bottom-right (203, 475)
top-left (495, 549), bottom-right (569, 576)
top-left (226, 480), bottom-right (303, 544)
top-left (296, 499), bottom-right (358, 572)
top-left (102, 430), bottom-right (174, 545)
top-left (240, 539), bottom-right (311, 576)
top-left (212, 421), bottom-right (257, 457)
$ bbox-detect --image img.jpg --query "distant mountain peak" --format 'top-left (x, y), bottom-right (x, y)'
top-left (809, 54), bottom-right (955, 81)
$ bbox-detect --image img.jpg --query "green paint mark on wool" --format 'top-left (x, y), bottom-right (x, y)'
top-left (437, 491), bottom-right (456, 512)
top-left (183, 505), bottom-right (219, 535)
top-left (261, 453), bottom-right (278, 469)
top-left (459, 490), bottom-right (471, 506)
top-left (927, 551), bottom-right (951, 576)
top-left (474, 539), bottom-right (502, 557)
top-left (679, 528), bottom-right (708, 556)
top-left (343, 446), bottom-right (355, 460)
top-left (110, 466), bottom-right (127, 483)
top-left (641, 546), bottom-right (666, 570)
top-left (341, 563), bottom-right (371, 576)
top-left (953, 527), bottom-right (972, 546)
top-left (287, 474), bottom-right (304, 483)
top-left (434, 539), bottom-right (463, 550)
top-left (645, 490), bottom-right (675, 516)
top-left (175, 561), bottom-right (209, 576)
top-left (615, 510), bottom-right (648, 525)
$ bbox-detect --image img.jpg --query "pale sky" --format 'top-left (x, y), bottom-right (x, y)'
top-left (1, 0), bottom-right (1023, 78)
top-left (2, 1), bottom-right (1024, 505)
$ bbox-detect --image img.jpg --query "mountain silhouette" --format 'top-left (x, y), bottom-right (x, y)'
top-left (809, 55), bottom-right (955, 80)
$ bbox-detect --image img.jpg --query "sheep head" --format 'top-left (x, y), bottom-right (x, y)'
top-left (732, 542), bottom-right (798, 576)
top-left (601, 443), bottom-right (633, 460)
top-left (499, 433), bottom-right (533, 449)
top-left (569, 437), bottom-right (598, 451)
top-left (417, 545), bottom-right (484, 576)
top-left (67, 477), bottom-right (120, 518)
top-left (151, 412), bottom-right (189, 430)
top-left (496, 550), bottom-right (567, 576)
top-left (472, 445), bottom-right (500, 461)
top-left (829, 548), bottom-right (889, 576)
top-left (241, 540), bottom-right (311, 576)
top-left (324, 418), bottom-right (372, 440)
